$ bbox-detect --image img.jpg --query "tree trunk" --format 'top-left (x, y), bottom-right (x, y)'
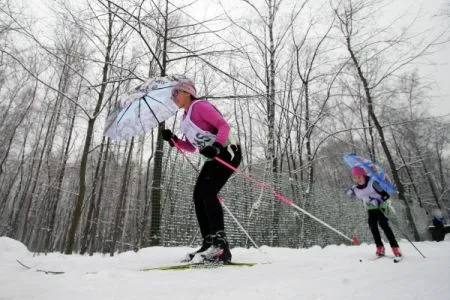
top-left (149, 126), bottom-right (164, 246)
top-left (89, 138), bottom-right (111, 256)
top-left (110, 138), bottom-right (134, 255)
top-left (148, 0), bottom-right (169, 246)
top-left (80, 135), bottom-right (105, 255)
top-left (45, 100), bottom-right (77, 252)
top-left (346, 36), bottom-right (421, 240)
top-left (65, 5), bottom-right (113, 253)
top-left (391, 132), bottom-right (424, 208)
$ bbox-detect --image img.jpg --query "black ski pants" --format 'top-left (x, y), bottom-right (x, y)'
top-left (193, 145), bottom-right (242, 239)
top-left (368, 208), bottom-right (399, 248)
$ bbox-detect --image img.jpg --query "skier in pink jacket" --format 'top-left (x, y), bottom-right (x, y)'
top-left (161, 79), bottom-right (241, 263)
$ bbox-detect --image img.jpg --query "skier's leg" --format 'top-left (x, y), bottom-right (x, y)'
top-left (181, 167), bottom-right (213, 261)
top-left (368, 209), bottom-right (385, 255)
top-left (193, 170), bottom-right (211, 239)
top-left (199, 145), bottom-right (241, 262)
top-left (201, 145), bottom-right (241, 234)
top-left (378, 209), bottom-right (399, 248)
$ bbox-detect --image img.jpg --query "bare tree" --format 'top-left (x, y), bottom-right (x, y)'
top-left (332, 0), bottom-right (447, 240)
top-left (219, 0), bottom-right (309, 245)
top-left (64, 1), bottom-right (126, 254)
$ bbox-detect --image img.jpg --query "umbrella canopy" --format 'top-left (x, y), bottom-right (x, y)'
top-left (343, 153), bottom-right (396, 193)
top-left (104, 75), bottom-right (190, 140)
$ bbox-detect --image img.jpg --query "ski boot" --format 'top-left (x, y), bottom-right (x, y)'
top-left (392, 247), bottom-right (402, 257)
top-left (376, 246), bottom-right (385, 257)
top-left (182, 235), bottom-right (212, 262)
top-left (200, 231), bottom-right (232, 264)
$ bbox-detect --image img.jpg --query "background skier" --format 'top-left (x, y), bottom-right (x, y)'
top-left (346, 166), bottom-right (402, 258)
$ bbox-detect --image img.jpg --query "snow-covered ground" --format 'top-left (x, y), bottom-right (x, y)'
top-left (1, 236), bottom-right (450, 300)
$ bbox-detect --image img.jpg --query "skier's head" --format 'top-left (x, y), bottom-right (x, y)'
top-left (352, 166), bottom-right (366, 177)
top-left (172, 78), bottom-right (197, 109)
top-left (432, 208), bottom-right (443, 219)
top-left (352, 166), bottom-right (367, 185)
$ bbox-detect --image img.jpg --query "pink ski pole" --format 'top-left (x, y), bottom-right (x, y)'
top-left (214, 156), bottom-right (359, 245)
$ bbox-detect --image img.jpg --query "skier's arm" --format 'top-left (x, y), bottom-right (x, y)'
top-left (161, 129), bottom-right (196, 152)
top-left (373, 181), bottom-right (390, 200)
top-left (345, 186), bottom-right (356, 197)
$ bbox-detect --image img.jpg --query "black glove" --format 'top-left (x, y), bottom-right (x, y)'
top-left (161, 129), bottom-right (173, 141)
top-left (161, 129), bottom-right (178, 147)
top-left (380, 191), bottom-right (390, 201)
top-left (200, 142), bottom-right (224, 159)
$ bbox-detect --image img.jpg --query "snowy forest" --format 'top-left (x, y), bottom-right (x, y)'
top-left (0, 0), bottom-right (449, 256)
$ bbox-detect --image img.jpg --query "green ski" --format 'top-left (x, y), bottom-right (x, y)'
top-left (141, 261), bottom-right (257, 271)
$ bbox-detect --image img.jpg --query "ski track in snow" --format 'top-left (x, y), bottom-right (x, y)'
top-left (1, 236), bottom-right (450, 300)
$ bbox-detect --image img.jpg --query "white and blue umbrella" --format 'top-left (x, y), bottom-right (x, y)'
top-left (104, 75), bottom-right (188, 140)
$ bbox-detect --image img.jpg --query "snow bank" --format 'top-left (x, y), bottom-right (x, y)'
top-left (1, 237), bottom-right (450, 300)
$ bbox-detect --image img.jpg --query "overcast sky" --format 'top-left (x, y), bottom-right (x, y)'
top-left (406, 0), bottom-right (450, 117)
top-left (28, 0), bottom-right (450, 116)
top-left (192, 0), bottom-right (450, 117)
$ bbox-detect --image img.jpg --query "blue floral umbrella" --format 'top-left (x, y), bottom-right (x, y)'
top-left (343, 153), bottom-right (396, 193)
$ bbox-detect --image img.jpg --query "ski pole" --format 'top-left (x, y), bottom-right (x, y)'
top-left (381, 208), bottom-right (426, 258)
top-left (188, 200), bottom-right (260, 250)
top-left (170, 139), bottom-right (261, 249)
top-left (217, 196), bottom-right (260, 249)
top-left (214, 156), bottom-right (359, 245)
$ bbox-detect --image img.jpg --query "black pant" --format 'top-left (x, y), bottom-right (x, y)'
top-left (368, 209), bottom-right (399, 248)
top-left (193, 145), bottom-right (242, 239)
top-left (431, 219), bottom-right (446, 242)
